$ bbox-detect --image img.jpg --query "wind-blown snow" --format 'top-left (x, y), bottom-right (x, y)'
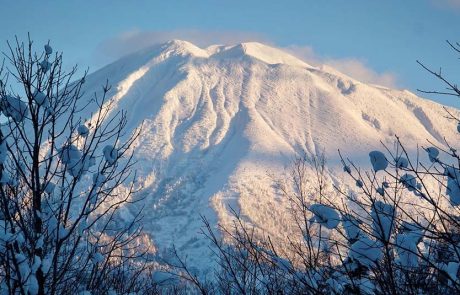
top-left (79, 40), bottom-right (460, 268)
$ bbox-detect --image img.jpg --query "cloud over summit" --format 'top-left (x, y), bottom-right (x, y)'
top-left (96, 29), bottom-right (399, 88)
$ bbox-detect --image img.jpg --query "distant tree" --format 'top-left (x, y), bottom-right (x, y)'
top-left (0, 36), bottom-right (154, 295)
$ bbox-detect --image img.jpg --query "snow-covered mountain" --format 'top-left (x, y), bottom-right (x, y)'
top-left (81, 40), bottom-right (459, 266)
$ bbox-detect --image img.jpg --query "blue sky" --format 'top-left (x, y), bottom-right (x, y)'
top-left (0, 0), bottom-right (459, 106)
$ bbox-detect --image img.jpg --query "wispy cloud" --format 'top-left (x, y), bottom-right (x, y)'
top-left (430, 0), bottom-right (460, 10)
top-left (95, 29), bottom-right (399, 88)
top-left (285, 45), bottom-right (398, 88)
top-left (94, 29), bottom-right (270, 64)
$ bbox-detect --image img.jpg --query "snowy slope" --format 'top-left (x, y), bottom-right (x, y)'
top-left (80, 40), bottom-right (460, 267)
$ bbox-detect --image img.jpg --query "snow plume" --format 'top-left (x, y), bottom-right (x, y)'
top-left (96, 30), bottom-right (398, 88)
top-left (285, 45), bottom-right (398, 88)
top-left (95, 29), bottom-right (269, 63)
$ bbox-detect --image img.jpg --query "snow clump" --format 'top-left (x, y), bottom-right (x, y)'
top-left (425, 147), bottom-right (439, 163)
top-left (1, 95), bottom-right (29, 122)
top-left (371, 201), bottom-right (395, 242)
top-left (77, 125), bottom-right (89, 137)
top-left (44, 44), bottom-right (52, 55)
top-left (369, 151), bottom-right (388, 172)
top-left (103, 145), bottom-right (118, 165)
top-left (349, 235), bottom-right (383, 267)
top-left (309, 204), bottom-right (340, 229)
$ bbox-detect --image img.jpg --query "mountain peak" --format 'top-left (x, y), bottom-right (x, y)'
top-left (237, 41), bottom-right (312, 67)
top-left (151, 40), bottom-right (313, 67)
top-left (82, 39), bottom-right (459, 268)
top-left (159, 39), bottom-right (209, 58)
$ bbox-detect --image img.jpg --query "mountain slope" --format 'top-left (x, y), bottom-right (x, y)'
top-left (81, 40), bottom-right (460, 267)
